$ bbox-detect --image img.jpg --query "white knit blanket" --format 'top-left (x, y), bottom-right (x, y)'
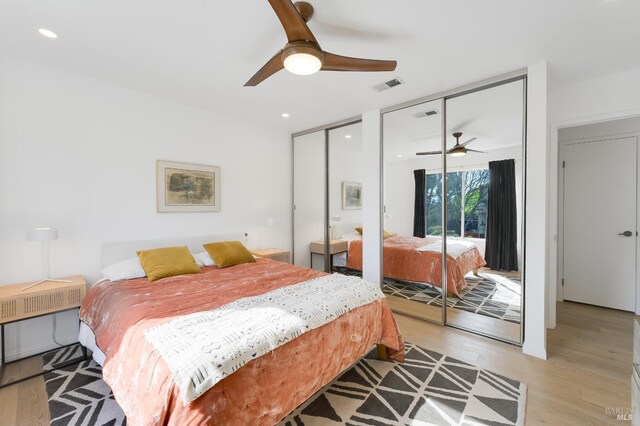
top-left (416, 240), bottom-right (477, 258)
top-left (144, 274), bottom-right (384, 404)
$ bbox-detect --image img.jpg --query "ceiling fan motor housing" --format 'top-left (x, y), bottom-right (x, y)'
top-left (281, 42), bottom-right (324, 64)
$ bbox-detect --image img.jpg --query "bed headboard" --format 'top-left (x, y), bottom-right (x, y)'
top-left (100, 233), bottom-right (247, 268)
top-left (331, 222), bottom-right (361, 239)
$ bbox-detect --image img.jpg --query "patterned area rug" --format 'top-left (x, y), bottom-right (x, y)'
top-left (280, 342), bottom-right (526, 425)
top-left (43, 345), bottom-right (126, 426)
top-left (383, 274), bottom-right (522, 324)
top-left (43, 343), bottom-right (526, 426)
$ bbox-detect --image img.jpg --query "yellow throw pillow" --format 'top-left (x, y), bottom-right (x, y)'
top-left (137, 246), bottom-right (201, 282)
top-left (203, 241), bottom-right (256, 269)
top-left (355, 227), bottom-right (395, 239)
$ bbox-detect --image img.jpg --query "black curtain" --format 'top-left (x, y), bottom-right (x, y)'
top-left (413, 169), bottom-right (426, 237)
top-left (485, 159), bottom-right (519, 271)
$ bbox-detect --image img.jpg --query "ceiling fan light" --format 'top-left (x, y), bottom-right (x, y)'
top-left (449, 147), bottom-right (467, 157)
top-left (282, 44), bottom-right (323, 76)
top-left (283, 52), bottom-right (322, 75)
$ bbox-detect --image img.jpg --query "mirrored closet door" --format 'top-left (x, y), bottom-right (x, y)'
top-left (382, 99), bottom-right (446, 324)
top-left (293, 130), bottom-right (326, 270)
top-left (328, 122), bottom-right (363, 276)
top-left (444, 78), bottom-right (526, 343)
top-left (292, 120), bottom-right (364, 275)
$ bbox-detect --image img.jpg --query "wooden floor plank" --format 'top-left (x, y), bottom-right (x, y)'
top-left (0, 300), bottom-right (632, 425)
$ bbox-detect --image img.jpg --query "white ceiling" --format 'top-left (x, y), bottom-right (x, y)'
top-left (1, 0), bottom-right (638, 133)
top-left (384, 79), bottom-right (525, 160)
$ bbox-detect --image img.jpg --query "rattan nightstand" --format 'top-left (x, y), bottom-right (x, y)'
top-left (0, 276), bottom-right (88, 388)
top-left (251, 249), bottom-right (291, 264)
top-left (309, 240), bottom-right (348, 270)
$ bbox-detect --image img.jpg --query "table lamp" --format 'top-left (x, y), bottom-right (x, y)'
top-left (24, 227), bottom-right (70, 291)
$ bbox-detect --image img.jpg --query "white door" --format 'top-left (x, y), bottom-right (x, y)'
top-left (563, 137), bottom-right (637, 311)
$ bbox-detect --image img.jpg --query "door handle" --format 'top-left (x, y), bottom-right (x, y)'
top-left (618, 231), bottom-right (633, 237)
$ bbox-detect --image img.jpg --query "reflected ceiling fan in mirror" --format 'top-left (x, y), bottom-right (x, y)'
top-left (244, 0), bottom-right (397, 86)
top-left (416, 132), bottom-right (486, 157)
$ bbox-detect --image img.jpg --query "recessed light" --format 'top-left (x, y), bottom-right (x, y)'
top-left (38, 28), bottom-right (58, 39)
top-left (397, 154), bottom-right (403, 158)
top-left (345, 135), bottom-right (352, 139)
top-left (281, 113), bottom-right (290, 118)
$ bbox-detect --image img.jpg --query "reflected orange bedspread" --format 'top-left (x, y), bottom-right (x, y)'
top-left (80, 259), bottom-right (404, 425)
top-left (347, 236), bottom-right (486, 296)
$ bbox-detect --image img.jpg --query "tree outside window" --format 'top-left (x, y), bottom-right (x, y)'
top-left (425, 169), bottom-right (489, 238)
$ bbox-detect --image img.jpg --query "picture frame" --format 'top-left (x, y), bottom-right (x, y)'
top-left (157, 160), bottom-right (220, 213)
top-left (342, 181), bottom-right (362, 210)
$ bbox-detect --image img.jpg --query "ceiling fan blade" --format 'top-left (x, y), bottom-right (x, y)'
top-left (268, 0), bottom-right (317, 43)
top-left (416, 150), bottom-right (443, 156)
top-left (466, 148), bottom-right (487, 153)
top-left (244, 50), bottom-right (285, 87)
top-left (321, 52), bottom-right (397, 72)
top-left (459, 137), bottom-right (477, 147)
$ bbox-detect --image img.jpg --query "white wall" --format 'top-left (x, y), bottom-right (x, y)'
top-left (523, 61), bottom-right (548, 360)
top-left (547, 65), bottom-right (640, 328)
top-left (362, 111), bottom-right (382, 284)
top-left (0, 56), bottom-right (290, 360)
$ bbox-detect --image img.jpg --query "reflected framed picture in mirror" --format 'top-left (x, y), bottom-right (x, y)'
top-left (342, 181), bottom-right (362, 210)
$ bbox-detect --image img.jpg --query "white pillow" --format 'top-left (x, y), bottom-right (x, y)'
top-left (101, 257), bottom-right (146, 282)
top-left (193, 251), bottom-right (216, 267)
top-left (340, 231), bottom-right (363, 242)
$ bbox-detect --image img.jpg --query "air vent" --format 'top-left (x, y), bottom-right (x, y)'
top-left (373, 78), bottom-right (404, 92)
top-left (414, 110), bottom-right (439, 118)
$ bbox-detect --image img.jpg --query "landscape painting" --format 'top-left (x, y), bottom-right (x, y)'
top-left (157, 160), bottom-right (220, 212)
top-left (342, 181), bottom-right (362, 210)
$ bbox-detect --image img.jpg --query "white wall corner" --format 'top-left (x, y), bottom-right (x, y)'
top-left (522, 342), bottom-right (548, 360)
top-left (523, 61), bottom-right (549, 359)
top-left (362, 110), bottom-right (382, 285)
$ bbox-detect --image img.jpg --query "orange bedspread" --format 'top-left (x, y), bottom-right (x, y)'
top-left (80, 259), bottom-right (404, 425)
top-left (347, 236), bottom-right (486, 296)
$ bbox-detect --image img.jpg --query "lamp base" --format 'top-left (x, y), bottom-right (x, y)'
top-left (20, 279), bottom-right (72, 292)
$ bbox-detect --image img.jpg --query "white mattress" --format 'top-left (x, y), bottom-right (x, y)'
top-left (78, 322), bottom-right (106, 366)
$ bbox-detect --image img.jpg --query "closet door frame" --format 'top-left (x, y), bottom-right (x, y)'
top-left (292, 117), bottom-right (362, 272)
top-left (441, 76), bottom-right (528, 345)
top-left (381, 70), bottom-right (528, 345)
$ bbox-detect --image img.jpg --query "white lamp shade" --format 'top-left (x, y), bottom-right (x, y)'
top-left (27, 227), bottom-right (58, 241)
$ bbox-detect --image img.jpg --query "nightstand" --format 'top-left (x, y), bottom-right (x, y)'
top-left (251, 248), bottom-right (291, 264)
top-left (310, 240), bottom-right (349, 270)
top-left (0, 275), bottom-right (88, 388)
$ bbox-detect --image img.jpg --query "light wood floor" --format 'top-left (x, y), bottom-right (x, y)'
top-left (0, 301), bottom-right (633, 425)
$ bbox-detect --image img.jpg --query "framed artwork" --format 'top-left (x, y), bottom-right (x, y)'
top-left (157, 160), bottom-right (220, 213)
top-left (342, 181), bottom-right (362, 210)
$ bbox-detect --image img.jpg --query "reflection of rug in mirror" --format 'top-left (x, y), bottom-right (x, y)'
top-left (382, 274), bottom-right (522, 324)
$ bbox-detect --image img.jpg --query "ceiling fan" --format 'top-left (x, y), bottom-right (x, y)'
top-left (416, 132), bottom-right (485, 157)
top-left (245, 0), bottom-right (398, 87)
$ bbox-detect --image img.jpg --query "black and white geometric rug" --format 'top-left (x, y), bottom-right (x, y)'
top-left (43, 343), bottom-right (526, 426)
top-left (382, 274), bottom-right (522, 324)
top-left (43, 345), bottom-right (126, 426)
top-left (280, 342), bottom-right (527, 425)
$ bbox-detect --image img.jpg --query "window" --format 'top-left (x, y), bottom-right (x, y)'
top-left (425, 169), bottom-right (489, 238)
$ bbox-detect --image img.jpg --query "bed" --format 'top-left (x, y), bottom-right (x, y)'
top-left (338, 232), bottom-right (486, 297)
top-left (78, 235), bottom-right (404, 425)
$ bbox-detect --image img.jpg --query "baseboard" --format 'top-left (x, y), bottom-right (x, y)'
top-left (3, 335), bottom-right (78, 363)
top-left (522, 342), bottom-right (547, 360)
